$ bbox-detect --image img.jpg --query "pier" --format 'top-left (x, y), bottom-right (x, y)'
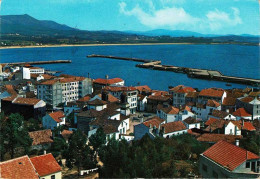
top-left (87, 54), bottom-right (260, 87)
top-left (2, 60), bottom-right (71, 65)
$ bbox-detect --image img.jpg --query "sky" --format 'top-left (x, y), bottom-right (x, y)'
top-left (1, 0), bottom-right (259, 35)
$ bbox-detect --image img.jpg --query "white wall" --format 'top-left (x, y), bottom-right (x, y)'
top-left (22, 67), bottom-right (31, 79)
top-left (163, 129), bottom-right (188, 138)
top-left (225, 122), bottom-right (241, 135)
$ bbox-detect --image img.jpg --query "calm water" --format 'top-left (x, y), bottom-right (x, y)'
top-left (0, 44), bottom-right (259, 90)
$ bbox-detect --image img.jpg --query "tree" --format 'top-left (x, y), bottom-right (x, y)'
top-left (89, 127), bottom-right (106, 152)
top-left (3, 113), bottom-right (32, 159)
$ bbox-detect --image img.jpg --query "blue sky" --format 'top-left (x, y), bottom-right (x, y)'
top-left (1, 0), bottom-right (259, 35)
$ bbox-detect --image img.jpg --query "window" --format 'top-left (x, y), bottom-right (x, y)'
top-left (202, 164), bottom-right (207, 172)
top-left (246, 162), bottom-right (250, 168)
top-left (51, 175), bottom-right (55, 179)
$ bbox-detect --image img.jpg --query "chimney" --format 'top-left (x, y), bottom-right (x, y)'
top-left (235, 139), bottom-right (239, 147)
top-left (44, 150), bottom-right (47, 155)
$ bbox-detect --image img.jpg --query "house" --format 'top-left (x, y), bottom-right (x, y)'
top-left (1, 97), bottom-right (46, 119)
top-left (134, 117), bottom-right (165, 140)
top-left (208, 110), bottom-right (236, 120)
top-left (197, 134), bottom-right (242, 144)
top-left (160, 121), bottom-right (187, 138)
top-left (198, 88), bottom-right (226, 104)
top-left (157, 104), bottom-right (179, 123)
top-left (64, 102), bottom-right (81, 116)
top-left (137, 94), bottom-right (147, 111)
top-left (103, 86), bottom-right (138, 113)
top-left (199, 140), bottom-right (259, 178)
top-left (147, 95), bottom-right (172, 113)
top-left (222, 97), bottom-right (237, 113)
top-left (204, 119), bottom-right (228, 134)
top-left (29, 129), bottom-right (53, 150)
top-left (30, 153), bottom-right (62, 179)
top-left (224, 121), bottom-right (242, 135)
top-left (236, 96), bottom-right (260, 120)
top-left (185, 91), bottom-right (199, 104)
top-left (0, 155), bottom-right (39, 179)
top-left (169, 85), bottom-right (196, 107)
top-left (93, 77), bottom-right (124, 91)
top-left (178, 105), bottom-right (196, 121)
top-left (135, 85), bottom-right (152, 95)
top-left (42, 111), bottom-right (66, 130)
top-left (233, 108), bottom-right (252, 120)
top-left (87, 99), bottom-right (108, 111)
top-left (183, 117), bottom-right (200, 129)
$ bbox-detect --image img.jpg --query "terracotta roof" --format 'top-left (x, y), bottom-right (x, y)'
top-left (40, 79), bottom-right (59, 85)
top-left (205, 118), bottom-right (219, 126)
top-left (98, 93), bottom-right (119, 103)
top-left (94, 78), bottom-right (123, 85)
top-left (183, 117), bottom-right (200, 124)
top-left (161, 105), bottom-right (179, 114)
top-left (49, 111), bottom-right (65, 123)
top-left (61, 130), bottom-right (73, 140)
top-left (233, 108), bottom-right (252, 117)
top-left (170, 85), bottom-right (196, 93)
top-left (205, 119), bottom-right (228, 132)
top-left (206, 99), bottom-right (220, 108)
top-left (161, 121), bottom-right (187, 133)
top-left (135, 85), bottom-right (152, 93)
top-left (88, 99), bottom-right (107, 106)
top-left (103, 86), bottom-right (137, 92)
top-left (13, 97), bottom-right (41, 106)
top-left (248, 91), bottom-right (260, 97)
top-left (103, 125), bottom-right (119, 134)
top-left (202, 140), bottom-right (259, 171)
top-left (0, 156), bottom-right (39, 179)
top-left (29, 66), bottom-right (42, 69)
top-left (242, 121), bottom-right (256, 131)
top-left (77, 95), bottom-right (92, 102)
top-left (211, 110), bottom-right (229, 118)
top-left (30, 153), bottom-right (62, 177)
top-left (4, 84), bottom-right (17, 95)
top-left (186, 92), bottom-right (199, 98)
top-left (152, 90), bottom-right (169, 96)
top-left (197, 134), bottom-right (242, 143)
top-left (143, 116), bottom-right (165, 128)
top-left (222, 97), bottom-right (236, 106)
top-left (239, 96), bottom-right (254, 103)
top-left (196, 103), bottom-right (206, 109)
top-left (199, 88), bottom-right (224, 98)
top-left (148, 95), bottom-right (171, 101)
top-left (40, 76), bottom-right (86, 85)
top-left (29, 129), bottom-right (53, 146)
top-left (180, 105), bottom-right (192, 112)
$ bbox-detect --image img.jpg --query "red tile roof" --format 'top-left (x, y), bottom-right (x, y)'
top-left (161, 121), bottom-right (187, 133)
top-left (206, 99), bottom-right (220, 107)
top-left (197, 134), bottom-right (242, 144)
top-left (205, 118), bottom-right (219, 126)
top-left (94, 78), bottom-right (123, 85)
top-left (49, 111), bottom-right (65, 123)
top-left (242, 121), bottom-right (256, 131)
top-left (161, 105), bottom-right (179, 114)
top-left (202, 140), bottom-right (259, 171)
top-left (148, 95), bottom-right (171, 101)
top-left (77, 95), bottom-right (91, 102)
top-left (103, 86), bottom-right (137, 92)
top-left (97, 93), bottom-right (119, 103)
top-left (143, 117), bottom-right (165, 128)
top-left (13, 97), bottom-right (41, 106)
top-left (183, 117), bottom-right (200, 124)
top-left (30, 153), bottom-right (62, 177)
top-left (0, 155), bottom-right (39, 179)
top-left (222, 97), bottom-right (237, 106)
top-left (135, 85), bottom-right (152, 92)
top-left (199, 88), bottom-right (224, 98)
top-left (233, 108), bottom-right (252, 117)
top-left (170, 85), bottom-right (196, 93)
top-left (239, 96), bottom-right (254, 103)
top-left (29, 129), bottom-right (53, 146)
top-left (61, 130), bottom-right (73, 140)
top-left (88, 99), bottom-right (107, 106)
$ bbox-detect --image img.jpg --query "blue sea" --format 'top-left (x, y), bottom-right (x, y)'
top-left (0, 44), bottom-right (259, 90)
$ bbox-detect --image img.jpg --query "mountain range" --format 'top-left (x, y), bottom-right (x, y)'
top-left (0, 14), bottom-right (259, 44)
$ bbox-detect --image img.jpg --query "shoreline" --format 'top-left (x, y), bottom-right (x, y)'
top-left (0, 42), bottom-right (257, 50)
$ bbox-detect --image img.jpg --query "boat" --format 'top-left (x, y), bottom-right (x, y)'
top-left (226, 83), bottom-right (232, 86)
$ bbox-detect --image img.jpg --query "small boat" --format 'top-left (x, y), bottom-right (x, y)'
top-left (226, 83), bottom-right (232, 86)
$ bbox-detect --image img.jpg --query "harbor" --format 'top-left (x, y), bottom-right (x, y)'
top-left (87, 54), bottom-right (260, 87)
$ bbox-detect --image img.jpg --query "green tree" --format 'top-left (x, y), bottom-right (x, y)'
top-left (3, 113), bottom-right (32, 159)
top-left (89, 127), bottom-right (106, 152)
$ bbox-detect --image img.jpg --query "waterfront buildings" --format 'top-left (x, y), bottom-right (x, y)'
top-left (169, 85), bottom-right (196, 107)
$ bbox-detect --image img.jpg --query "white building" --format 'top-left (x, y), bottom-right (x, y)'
top-left (157, 105), bottom-right (179, 123)
top-left (198, 88), bottom-right (227, 104)
top-left (160, 121), bottom-right (188, 138)
top-left (183, 117), bottom-right (200, 129)
top-left (22, 67), bottom-right (31, 79)
top-left (29, 66), bottom-right (45, 74)
top-left (224, 121), bottom-right (242, 135)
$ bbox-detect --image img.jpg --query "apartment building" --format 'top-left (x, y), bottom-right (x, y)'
top-left (37, 76), bottom-right (92, 107)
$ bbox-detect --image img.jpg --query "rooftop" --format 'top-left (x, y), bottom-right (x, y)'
top-left (161, 121), bottom-right (187, 134)
top-left (233, 108), bottom-right (252, 117)
top-left (143, 116), bottom-right (165, 129)
top-left (94, 78), bottom-right (123, 85)
top-left (48, 111), bottom-right (65, 123)
top-left (199, 88), bottom-right (224, 98)
top-left (29, 129), bottom-right (53, 146)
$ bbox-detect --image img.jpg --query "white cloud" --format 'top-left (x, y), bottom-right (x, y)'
top-left (119, 2), bottom-right (243, 32)
top-left (206, 8), bottom-right (242, 30)
top-left (119, 2), bottom-right (198, 29)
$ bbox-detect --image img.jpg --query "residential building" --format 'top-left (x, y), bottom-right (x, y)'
top-left (37, 76), bottom-right (92, 108)
top-left (28, 66), bottom-right (45, 74)
top-left (236, 96), bottom-right (260, 119)
top-left (87, 99), bottom-right (108, 111)
top-left (222, 97), bottom-right (237, 113)
top-left (169, 85), bottom-right (196, 107)
top-left (160, 121), bottom-right (187, 138)
top-left (199, 140), bottom-right (259, 178)
top-left (42, 111), bottom-right (66, 130)
top-left (1, 97), bottom-right (46, 119)
top-left (224, 121), bottom-right (242, 135)
top-left (29, 129), bottom-right (53, 150)
top-left (233, 108), bottom-right (252, 120)
top-left (157, 104), bottom-right (179, 123)
top-left (208, 110), bottom-right (236, 120)
top-left (134, 116), bottom-right (165, 140)
top-left (198, 88), bottom-right (226, 104)
top-left (103, 86), bottom-right (138, 113)
top-left (137, 94), bottom-right (147, 111)
top-left (147, 95), bottom-right (172, 113)
top-left (30, 153), bottom-right (62, 179)
top-left (183, 117), bottom-right (200, 129)
top-left (93, 77), bottom-right (124, 91)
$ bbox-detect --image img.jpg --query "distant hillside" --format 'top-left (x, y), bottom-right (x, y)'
top-left (0, 14), bottom-right (258, 46)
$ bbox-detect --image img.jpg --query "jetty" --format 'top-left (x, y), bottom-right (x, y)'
top-left (2, 60), bottom-right (71, 65)
top-left (87, 54), bottom-right (260, 87)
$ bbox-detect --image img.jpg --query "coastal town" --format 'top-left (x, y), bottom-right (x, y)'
top-left (0, 62), bottom-right (259, 178)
